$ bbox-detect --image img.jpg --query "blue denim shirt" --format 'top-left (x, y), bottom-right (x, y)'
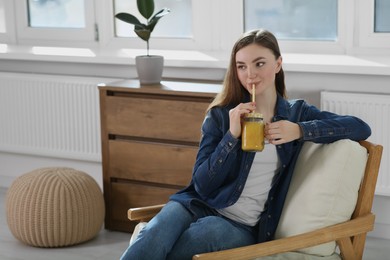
top-left (170, 94), bottom-right (371, 243)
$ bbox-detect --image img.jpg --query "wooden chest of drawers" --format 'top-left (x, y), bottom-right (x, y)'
top-left (98, 80), bottom-right (220, 232)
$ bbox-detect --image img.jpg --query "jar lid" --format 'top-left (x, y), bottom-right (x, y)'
top-left (244, 112), bottom-right (263, 118)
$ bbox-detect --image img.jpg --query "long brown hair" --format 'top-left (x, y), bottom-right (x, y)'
top-left (208, 29), bottom-right (286, 112)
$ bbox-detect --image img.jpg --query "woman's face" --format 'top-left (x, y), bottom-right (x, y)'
top-left (235, 43), bottom-right (282, 97)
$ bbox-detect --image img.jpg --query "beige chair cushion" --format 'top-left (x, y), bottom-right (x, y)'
top-left (275, 140), bottom-right (367, 256)
top-left (129, 222), bottom-right (147, 245)
top-left (255, 251), bottom-right (342, 260)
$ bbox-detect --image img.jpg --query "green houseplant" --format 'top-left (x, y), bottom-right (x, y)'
top-left (115, 0), bottom-right (170, 85)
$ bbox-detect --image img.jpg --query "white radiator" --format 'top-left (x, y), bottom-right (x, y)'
top-left (321, 91), bottom-right (390, 196)
top-left (0, 72), bottom-right (117, 162)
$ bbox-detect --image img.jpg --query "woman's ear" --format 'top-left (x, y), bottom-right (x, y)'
top-left (275, 56), bottom-right (283, 73)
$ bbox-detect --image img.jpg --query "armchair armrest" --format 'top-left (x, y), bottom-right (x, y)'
top-left (193, 213), bottom-right (375, 260)
top-left (128, 204), bottom-right (165, 222)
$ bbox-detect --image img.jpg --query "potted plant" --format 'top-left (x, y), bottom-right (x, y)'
top-left (115, 0), bottom-right (170, 85)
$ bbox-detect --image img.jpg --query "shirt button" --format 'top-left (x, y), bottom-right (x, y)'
top-left (267, 232), bottom-right (271, 236)
top-left (268, 215), bottom-right (272, 218)
top-left (218, 159), bottom-right (223, 163)
top-left (308, 132), bottom-right (312, 136)
top-left (228, 142), bottom-right (233, 147)
top-left (270, 197), bottom-right (274, 201)
top-left (277, 145), bottom-right (282, 149)
top-left (282, 165), bottom-right (286, 168)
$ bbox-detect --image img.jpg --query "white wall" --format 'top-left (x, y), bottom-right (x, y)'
top-left (285, 72), bottom-right (390, 107)
top-left (0, 152), bottom-right (102, 189)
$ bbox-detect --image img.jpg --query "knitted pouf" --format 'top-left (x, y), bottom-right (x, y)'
top-left (6, 167), bottom-right (105, 248)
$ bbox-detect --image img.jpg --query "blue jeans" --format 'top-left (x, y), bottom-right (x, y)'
top-left (120, 201), bottom-right (257, 260)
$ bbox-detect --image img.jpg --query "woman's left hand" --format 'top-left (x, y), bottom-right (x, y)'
top-left (265, 120), bottom-right (302, 145)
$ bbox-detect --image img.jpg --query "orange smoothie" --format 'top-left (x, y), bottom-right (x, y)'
top-left (241, 113), bottom-right (264, 152)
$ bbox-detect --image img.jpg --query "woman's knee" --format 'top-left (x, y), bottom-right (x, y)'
top-left (148, 201), bottom-right (192, 228)
top-left (192, 216), bottom-right (240, 237)
top-left (168, 216), bottom-right (255, 259)
top-left (122, 201), bottom-right (194, 260)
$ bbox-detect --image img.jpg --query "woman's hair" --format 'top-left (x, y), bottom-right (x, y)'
top-left (207, 29), bottom-right (286, 111)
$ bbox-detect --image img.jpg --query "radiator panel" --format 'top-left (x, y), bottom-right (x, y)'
top-left (321, 91), bottom-right (390, 196)
top-left (0, 72), bottom-right (117, 162)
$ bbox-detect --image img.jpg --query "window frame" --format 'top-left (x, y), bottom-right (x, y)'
top-left (357, 0), bottom-right (390, 49)
top-left (0, 0), bottom-right (16, 43)
top-left (244, 0), bottom-right (349, 55)
top-left (101, 0), bottom-right (243, 52)
top-left (0, 1), bottom-right (388, 59)
top-left (14, 0), bottom-right (97, 46)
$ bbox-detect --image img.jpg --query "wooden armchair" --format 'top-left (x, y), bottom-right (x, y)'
top-left (128, 140), bottom-right (383, 260)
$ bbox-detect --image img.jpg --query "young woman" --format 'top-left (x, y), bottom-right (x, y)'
top-left (120, 29), bottom-right (371, 260)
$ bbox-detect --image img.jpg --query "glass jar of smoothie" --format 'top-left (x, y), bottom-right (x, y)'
top-left (241, 112), bottom-right (265, 152)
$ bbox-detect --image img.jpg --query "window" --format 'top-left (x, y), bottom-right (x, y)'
top-left (244, 0), bottom-right (346, 54)
top-left (358, 0), bottom-right (390, 49)
top-left (15, 0), bottom-right (96, 45)
top-left (375, 0), bottom-right (390, 32)
top-left (3, 0), bottom-right (242, 52)
top-left (108, 0), bottom-right (238, 51)
top-left (114, 0), bottom-right (192, 38)
top-left (27, 0), bottom-right (86, 29)
top-left (244, 0), bottom-right (338, 41)
top-left (0, 1), bottom-right (388, 56)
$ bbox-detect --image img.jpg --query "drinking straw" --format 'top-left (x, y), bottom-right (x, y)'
top-left (252, 84), bottom-right (255, 103)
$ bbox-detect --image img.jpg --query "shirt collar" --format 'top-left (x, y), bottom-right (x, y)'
top-left (274, 94), bottom-right (290, 121)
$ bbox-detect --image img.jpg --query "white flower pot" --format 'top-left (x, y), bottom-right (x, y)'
top-left (135, 55), bottom-right (164, 85)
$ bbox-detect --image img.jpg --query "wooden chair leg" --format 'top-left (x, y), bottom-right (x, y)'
top-left (337, 237), bottom-right (358, 260)
top-left (352, 233), bottom-right (368, 260)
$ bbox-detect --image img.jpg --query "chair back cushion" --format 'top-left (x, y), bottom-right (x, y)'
top-left (274, 139), bottom-right (367, 256)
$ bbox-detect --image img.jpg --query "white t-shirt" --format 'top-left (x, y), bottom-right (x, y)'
top-left (217, 142), bottom-right (280, 226)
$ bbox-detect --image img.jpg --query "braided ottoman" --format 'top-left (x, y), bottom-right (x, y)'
top-left (6, 167), bottom-right (105, 247)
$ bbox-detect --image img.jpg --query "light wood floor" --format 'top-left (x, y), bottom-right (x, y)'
top-left (1, 187), bottom-right (389, 260)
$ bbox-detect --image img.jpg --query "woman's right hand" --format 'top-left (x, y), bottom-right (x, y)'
top-left (229, 102), bottom-right (256, 138)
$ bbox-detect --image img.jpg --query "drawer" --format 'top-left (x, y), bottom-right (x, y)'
top-left (105, 95), bottom-right (208, 142)
top-left (109, 140), bottom-right (195, 186)
top-left (110, 182), bottom-right (179, 223)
